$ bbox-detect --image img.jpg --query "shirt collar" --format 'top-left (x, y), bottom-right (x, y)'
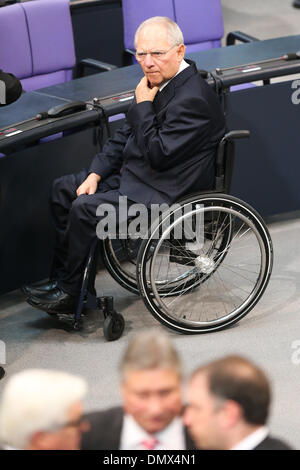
top-left (120, 414), bottom-right (185, 450)
top-left (159, 59), bottom-right (190, 92)
top-left (230, 426), bottom-right (269, 450)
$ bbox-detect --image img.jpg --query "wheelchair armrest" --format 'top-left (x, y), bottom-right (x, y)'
top-left (216, 130), bottom-right (250, 177)
top-left (226, 31), bottom-right (259, 46)
top-left (215, 130), bottom-right (250, 192)
top-left (77, 58), bottom-right (118, 78)
top-left (223, 130), bottom-right (250, 141)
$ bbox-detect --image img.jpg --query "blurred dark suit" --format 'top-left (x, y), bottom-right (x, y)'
top-left (81, 406), bottom-right (196, 450)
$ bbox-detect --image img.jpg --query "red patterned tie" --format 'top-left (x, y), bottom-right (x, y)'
top-left (141, 436), bottom-right (159, 450)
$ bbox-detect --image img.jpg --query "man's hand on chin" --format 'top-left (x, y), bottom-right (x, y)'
top-left (76, 172), bottom-right (101, 196)
top-left (135, 76), bottom-right (159, 104)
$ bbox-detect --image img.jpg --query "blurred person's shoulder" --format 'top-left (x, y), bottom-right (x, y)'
top-left (255, 435), bottom-right (293, 450)
top-left (81, 406), bottom-right (123, 450)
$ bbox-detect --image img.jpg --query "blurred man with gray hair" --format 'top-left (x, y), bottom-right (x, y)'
top-left (82, 330), bottom-right (195, 450)
top-left (0, 369), bottom-right (88, 450)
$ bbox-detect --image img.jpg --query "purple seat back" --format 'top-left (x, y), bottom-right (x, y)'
top-left (0, 4), bottom-right (32, 79)
top-left (0, 0), bottom-right (76, 92)
top-left (123, 0), bottom-right (176, 50)
top-left (174, 0), bottom-right (223, 48)
top-left (122, 0), bottom-right (223, 51)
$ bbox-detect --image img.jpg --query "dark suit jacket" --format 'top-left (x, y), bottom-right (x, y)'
top-left (89, 60), bottom-right (225, 206)
top-left (81, 406), bottom-right (197, 450)
top-left (254, 435), bottom-right (292, 450)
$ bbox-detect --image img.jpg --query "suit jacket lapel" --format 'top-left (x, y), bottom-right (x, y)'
top-left (153, 83), bottom-right (174, 113)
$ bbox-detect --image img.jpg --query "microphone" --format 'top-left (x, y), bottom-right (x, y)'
top-left (0, 70), bottom-right (23, 107)
top-left (35, 111), bottom-right (49, 120)
top-left (282, 52), bottom-right (299, 61)
top-left (216, 51), bottom-right (300, 75)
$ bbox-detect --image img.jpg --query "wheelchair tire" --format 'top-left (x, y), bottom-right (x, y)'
top-left (102, 211), bottom-right (232, 297)
top-left (103, 313), bottom-right (125, 341)
top-left (137, 194), bottom-right (273, 334)
top-left (102, 238), bottom-right (140, 295)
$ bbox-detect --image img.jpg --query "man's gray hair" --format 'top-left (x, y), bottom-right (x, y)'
top-left (134, 16), bottom-right (184, 49)
top-left (0, 369), bottom-right (87, 449)
top-left (120, 330), bottom-right (182, 380)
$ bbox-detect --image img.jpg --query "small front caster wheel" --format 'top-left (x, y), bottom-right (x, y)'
top-left (103, 313), bottom-right (125, 341)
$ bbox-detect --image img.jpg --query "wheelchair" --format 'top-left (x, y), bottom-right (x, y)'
top-left (72, 128), bottom-right (273, 341)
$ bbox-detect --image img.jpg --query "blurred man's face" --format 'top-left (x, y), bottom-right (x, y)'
top-left (31, 401), bottom-right (89, 450)
top-left (184, 374), bottom-right (226, 450)
top-left (122, 368), bottom-right (182, 434)
top-left (136, 24), bottom-right (185, 88)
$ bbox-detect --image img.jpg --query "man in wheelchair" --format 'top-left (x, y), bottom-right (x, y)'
top-left (24, 16), bottom-right (226, 316)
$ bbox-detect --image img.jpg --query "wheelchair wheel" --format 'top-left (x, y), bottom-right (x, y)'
top-left (103, 313), bottom-right (125, 341)
top-left (102, 238), bottom-right (140, 294)
top-left (102, 209), bottom-right (232, 296)
top-left (137, 194), bottom-right (273, 334)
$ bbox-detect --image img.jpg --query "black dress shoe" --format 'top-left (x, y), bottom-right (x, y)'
top-left (27, 288), bottom-right (77, 315)
top-left (21, 280), bottom-right (58, 298)
top-left (293, 0), bottom-right (300, 7)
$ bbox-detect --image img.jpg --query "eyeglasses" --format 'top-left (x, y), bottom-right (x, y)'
top-left (49, 416), bottom-right (89, 433)
top-left (135, 45), bottom-right (178, 62)
top-left (63, 417), bottom-right (87, 429)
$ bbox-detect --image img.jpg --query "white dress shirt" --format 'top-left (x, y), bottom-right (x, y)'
top-left (230, 426), bottom-right (269, 450)
top-left (120, 414), bottom-right (186, 450)
top-left (159, 59), bottom-right (190, 92)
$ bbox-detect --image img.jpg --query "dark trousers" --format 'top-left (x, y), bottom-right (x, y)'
top-left (50, 169), bottom-right (135, 296)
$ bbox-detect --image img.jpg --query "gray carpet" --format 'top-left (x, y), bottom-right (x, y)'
top-left (1, 216), bottom-right (300, 448)
top-left (1, 0), bottom-right (300, 450)
top-left (222, 0), bottom-right (300, 41)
